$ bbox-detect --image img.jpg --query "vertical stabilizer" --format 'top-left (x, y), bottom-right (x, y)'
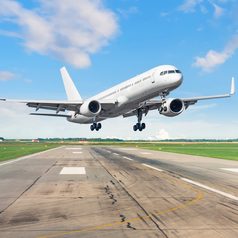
top-left (60, 67), bottom-right (83, 101)
top-left (230, 77), bottom-right (235, 95)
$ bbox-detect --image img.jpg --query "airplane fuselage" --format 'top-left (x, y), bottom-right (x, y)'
top-left (68, 65), bottom-right (183, 124)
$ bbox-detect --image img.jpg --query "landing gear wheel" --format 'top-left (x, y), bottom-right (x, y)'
top-left (133, 108), bottom-right (147, 131)
top-left (90, 122), bottom-right (102, 131)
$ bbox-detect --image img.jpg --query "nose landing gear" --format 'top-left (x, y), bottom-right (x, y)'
top-left (90, 122), bottom-right (102, 131)
top-left (133, 108), bottom-right (146, 131)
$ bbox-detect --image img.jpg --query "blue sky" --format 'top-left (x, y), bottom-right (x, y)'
top-left (0, 0), bottom-right (237, 140)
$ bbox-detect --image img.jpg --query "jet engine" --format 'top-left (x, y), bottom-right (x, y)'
top-left (159, 98), bottom-right (184, 117)
top-left (80, 100), bottom-right (101, 117)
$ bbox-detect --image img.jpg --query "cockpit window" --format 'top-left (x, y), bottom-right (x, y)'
top-left (160, 70), bottom-right (181, 76)
top-left (168, 70), bottom-right (175, 74)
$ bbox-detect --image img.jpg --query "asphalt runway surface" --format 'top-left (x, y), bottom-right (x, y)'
top-left (0, 145), bottom-right (238, 238)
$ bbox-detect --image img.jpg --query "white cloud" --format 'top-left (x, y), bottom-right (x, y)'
top-left (0, 71), bottom-right (19, 81)
top-left (0, 0), bottom-right (119, 68)
top-left (200, 5), bottom-right (208, 14)
top-left (118, 6), bottom-right (138, 19)
top-left (160, 12), bottom-right (169, 17)
top-left (24, 79), bottom-right (32, 83)
top-left (155, 129), bottom-right (171, 140)
top-left (212, 3), bottom-right (225, 19)
top-left (178, 0), bottom-right (203, 13)
top-left (193, 35), bottom-right (238, 72)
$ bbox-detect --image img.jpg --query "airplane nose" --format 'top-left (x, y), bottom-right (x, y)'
top-left (178, 74), bottom-right (183, 84)
top-left (172, 73), bottom-right (183, 86)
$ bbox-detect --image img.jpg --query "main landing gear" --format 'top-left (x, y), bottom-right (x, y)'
top-left (133, 108), bottom-right (146, 131)
top-left (90, 122), bottom-right (102, 131)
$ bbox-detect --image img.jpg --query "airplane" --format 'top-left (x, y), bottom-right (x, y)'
top-left (0, 65), bottom-right (235, 131)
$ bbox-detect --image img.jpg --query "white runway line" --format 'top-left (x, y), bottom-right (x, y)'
top-left (220, 168), bottom-right (238, 173)
top-left (140, 152), bottom-right (152, 155)
top-left (120, 148), bottom-right (137, 151)
top-left (181, 178), bottom-right (238, 201)
top-left (123, 156), bottom-right (133, 161)
top-left (66, 148), bottom-right (82, 150)
top-left (142, 164), bottom-right (163, 172)
top-left (60, 167), bottom-right (86, 175)
top-left (113, 153), bottom-right (119, 155)
top-left (73, 152), bottom-right (82, 154)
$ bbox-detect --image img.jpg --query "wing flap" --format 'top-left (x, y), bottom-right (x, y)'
top-left (30, 113), bottom-right (71, 117)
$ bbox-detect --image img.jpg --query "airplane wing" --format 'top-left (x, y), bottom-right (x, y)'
top-left (0, 98), bottom-right (117, 115)
top-left (123, 77), bottom-right (235, 118)
top-left (0, 99), bottom-right (84, 113)
top-left (181, 77), bottom-right (235, 109)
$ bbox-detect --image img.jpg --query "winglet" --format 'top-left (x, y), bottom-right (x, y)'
top-left (60, 67), bottom-right (83, 101)
top-left (230, 77), bottom-right (235, 95)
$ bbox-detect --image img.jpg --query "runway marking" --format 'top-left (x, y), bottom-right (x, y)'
top-left (66, 148), bottom-right (82, 150)
top-left (113, 153), bottom-right (119, 155)
top-left (120, 148), bottom-right (137, 150)
top-left (73, 152), bottom-right (82, 154)
top-left (0, 147), bottom-right (60, 167)
top-left (38, 165), bottom-right (203, 238)
top-left (60, 167), bottom-right (86, 175)
top-left (220, 168), bottom-right (238, 173)
top-left (123, 156), bottom-right (133, 161)
top-left (181, 178), bottom-right (238, 201)
top-left (142, 164), bottom-right (163, 172)
top-left (140, 152), bottom-right (152, 155)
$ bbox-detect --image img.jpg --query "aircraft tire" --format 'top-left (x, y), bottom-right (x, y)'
top-left (133, 125), bottom-right (137, 131)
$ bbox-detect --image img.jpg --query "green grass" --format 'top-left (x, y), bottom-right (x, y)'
top-left (138, 143), bottom-right (238, 161)
top-left (0, 143), bottom-right (60, 162)
top-left (1, 142), bottom-right (238, 162)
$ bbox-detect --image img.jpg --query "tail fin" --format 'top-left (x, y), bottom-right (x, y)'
top-left (60, 67), bottom-right (83, 101)
top-left (230, 77), bottom-right (235, 95)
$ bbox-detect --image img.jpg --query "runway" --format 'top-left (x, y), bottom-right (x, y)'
top-left (0, 146), bottom-right (238, 238)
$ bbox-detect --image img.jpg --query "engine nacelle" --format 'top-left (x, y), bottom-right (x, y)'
top-left (80, 100), bottom-right (101, 117)
top-left (160, 98), bottom-right (184, 117)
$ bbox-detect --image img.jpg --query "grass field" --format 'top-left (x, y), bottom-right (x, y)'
top-left (138, 143), bottom-right (238, 161)
top-left (0, 142), bottom-right (238, 162)
top-left (0, 143), bottom-right (60, 162)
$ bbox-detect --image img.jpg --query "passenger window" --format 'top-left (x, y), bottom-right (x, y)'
top-left (160, 71), bottom-right (164, 75)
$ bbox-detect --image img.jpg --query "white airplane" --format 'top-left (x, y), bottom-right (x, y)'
top-left (0, 65), bottom-right (235, 131)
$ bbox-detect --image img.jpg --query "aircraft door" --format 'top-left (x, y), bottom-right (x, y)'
top-left (151, 71), bottom-right (156, 83)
